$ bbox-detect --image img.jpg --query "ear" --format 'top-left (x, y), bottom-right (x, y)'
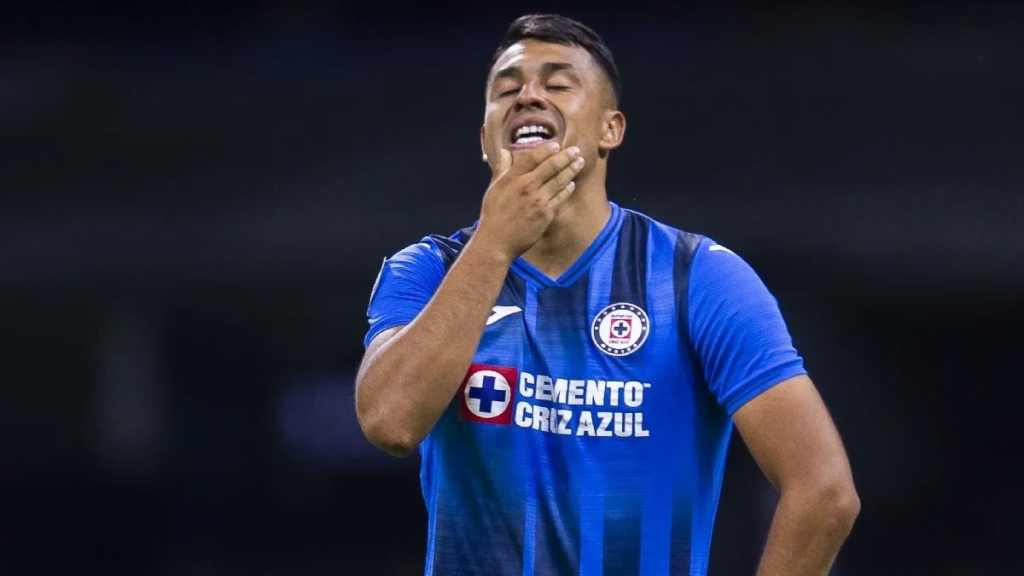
top-left (480, 124), bottom-right (489, 163)
top-left (597, 110), bottom-right (626, 154)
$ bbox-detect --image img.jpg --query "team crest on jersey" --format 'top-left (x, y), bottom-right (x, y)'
top-left (459, 364), bottom-right (518, 425)
top-left (591, 302), bottom-right (650, 357)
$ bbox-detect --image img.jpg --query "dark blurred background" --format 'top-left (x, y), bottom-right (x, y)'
top-left (1, 1), bottom-right (1022, 574)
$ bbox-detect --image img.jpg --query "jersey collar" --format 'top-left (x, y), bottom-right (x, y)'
top-left (510, 202), bottom-right (623, 289)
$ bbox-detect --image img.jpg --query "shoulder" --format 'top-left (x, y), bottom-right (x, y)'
top-left (618, 204), bottom-right (764, 296)
top-left (618, 205), bottom-right (709, 264)
top-left (386, 223), bottom-right (480, 271)
top-left (688, 237), bottom-right (760, 288)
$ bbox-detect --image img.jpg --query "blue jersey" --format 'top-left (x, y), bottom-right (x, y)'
top-left (364, 202), bottom-right (806, 576)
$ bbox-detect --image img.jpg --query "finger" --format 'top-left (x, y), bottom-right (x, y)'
top-left (514, 141), bottom-right (561, 174)
top-left (528, 146), bottom-right (581, 186)
top-left (547, 180), bottom-right (576, 210)
top-left (538, 156), bottom-right (585, 198)
top-left (496, 149), bottom-right (512, 177)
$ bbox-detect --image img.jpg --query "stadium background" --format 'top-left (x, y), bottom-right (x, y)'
top-left (1, 1), bottom-right (1021, 574)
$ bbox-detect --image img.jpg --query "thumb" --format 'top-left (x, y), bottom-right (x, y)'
top-left (496, 148), bottom-right (513, 177)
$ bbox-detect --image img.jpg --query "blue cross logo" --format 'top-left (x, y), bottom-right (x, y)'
top-left (613, 321), bottom-right (630, 337)
top-left (469, 375), bottom-right (507, 414)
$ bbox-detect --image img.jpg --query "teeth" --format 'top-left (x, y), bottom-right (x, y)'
top-left (514, 124), bottom-right (551, 141)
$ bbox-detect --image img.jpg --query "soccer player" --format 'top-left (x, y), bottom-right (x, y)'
top-left (355, 13), bottom-right (859, 576)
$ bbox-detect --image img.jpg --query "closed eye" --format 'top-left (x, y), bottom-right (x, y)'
top-left (547, 85), bottom-right (571, 91)
top-left (499, 88), bottom-right (519, 97)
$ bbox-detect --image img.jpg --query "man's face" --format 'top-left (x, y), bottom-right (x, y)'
top-left (481, 39), bottom-right (620, 171)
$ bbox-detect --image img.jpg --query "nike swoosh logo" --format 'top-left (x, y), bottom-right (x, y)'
top-left (708, 244), bottom-right (735, 255)
top-left (486, 305), bottom-right (522, 325)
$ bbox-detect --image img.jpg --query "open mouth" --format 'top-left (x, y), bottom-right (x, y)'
top-left (509, 120), bottom-right (558, 149)
top-left (513, 125), bottom-right (554, 145)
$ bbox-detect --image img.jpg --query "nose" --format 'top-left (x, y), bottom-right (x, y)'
top-left (513, 80), bottom-right (547, 111)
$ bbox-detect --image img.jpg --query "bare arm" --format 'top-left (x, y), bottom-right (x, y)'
top-left (355, 142), bottom-right (584, 456)
top-left (733, 374), bottom-right (860, 576)
top-left (355, 237), bottom-right (513, 456)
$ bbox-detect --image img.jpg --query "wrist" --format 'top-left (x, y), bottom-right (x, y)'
top-left (465, 231), bottom-right (516, 269)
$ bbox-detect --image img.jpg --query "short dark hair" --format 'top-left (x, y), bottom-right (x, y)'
top-left (489, 14), bottom-right (622, 106)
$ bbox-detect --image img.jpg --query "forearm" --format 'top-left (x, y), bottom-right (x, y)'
top-left (756, 484), bottom-right (860, 576)
top-left (356, 235), bottom-right (513, 454)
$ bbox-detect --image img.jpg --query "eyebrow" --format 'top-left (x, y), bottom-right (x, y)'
top-left (492, 61), bottom-right (577, 84)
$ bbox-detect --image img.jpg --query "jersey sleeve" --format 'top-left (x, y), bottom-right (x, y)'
top-left (687, 239), bottom-right (807, 415)
top-left (363, 240), bottom-right (447, 348)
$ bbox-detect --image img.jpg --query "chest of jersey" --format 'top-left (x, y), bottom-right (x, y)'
top-left (450, 270), bottom-right (692, 461)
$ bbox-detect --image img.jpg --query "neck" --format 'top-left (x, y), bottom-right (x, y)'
top-left (520, 170), bottom-right (612, 280)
